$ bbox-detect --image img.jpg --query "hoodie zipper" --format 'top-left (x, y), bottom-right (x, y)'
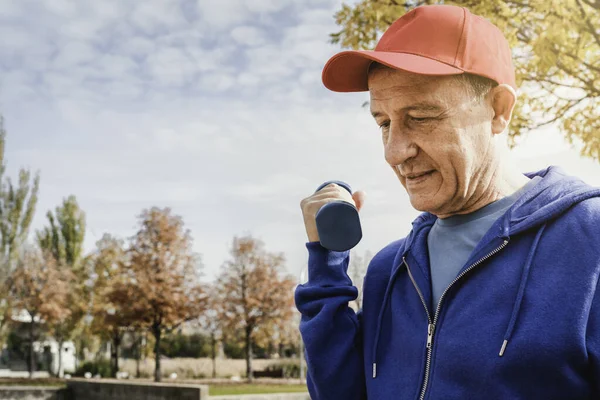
top-left (405, 238), bottom-right (509, 400)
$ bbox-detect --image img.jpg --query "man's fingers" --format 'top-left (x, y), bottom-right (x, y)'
top-left (300, 184), bottom-right (365, 242)
top-left (353, 190), bottom-right (366, 211)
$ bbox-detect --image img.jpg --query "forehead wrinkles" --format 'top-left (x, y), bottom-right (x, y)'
top-left (369, 69), bottom-right (444, 96)
top-left (369, 83), bottom-right (423, 101)
top-left (369, 85), bottom-right (453, 113)
top-left (369, 76), bottom-right (466, 112)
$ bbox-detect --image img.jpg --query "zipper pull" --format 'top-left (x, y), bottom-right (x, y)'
top-left (427, 323), bottom-right (435, 348)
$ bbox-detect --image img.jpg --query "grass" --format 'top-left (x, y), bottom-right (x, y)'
top-left (0, 378), bottom-right (308, 396)
top-left (0, 378), bottom-right (66, 387)
top-left (209, 383), bottom-right (308, 396)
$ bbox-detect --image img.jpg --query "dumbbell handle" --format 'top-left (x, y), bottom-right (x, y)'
top-left (315, 180), bottom-right (353, 194)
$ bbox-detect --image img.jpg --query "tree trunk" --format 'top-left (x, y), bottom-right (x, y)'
top-left (79, 337), bottom-right (84, 366)
top-left (28, 318), bottom-right (34, 379)
top-left (211, 332), bottom-right (216, 378)
top-left (111, 332), bottom-right (121, 378)
top-left (136, 355), bottom-right (140, 378)
top-left (135, 334), bottom-right (141, 378)
top-left (57, 339), bottom-right (63, 378)
top-left (245, 326), bottom-right (253, 382)
top-left (115, 336), bottom-right (120, 376)
top-left (153, 325), bottom-right (162, 382)
top-left (278, 342), bottom-right (284, 358)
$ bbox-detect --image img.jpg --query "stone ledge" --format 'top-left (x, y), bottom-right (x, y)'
top-left (0, 386), bottom-right (67, 400)
top-left (67, 378), bottom-right (209, 399)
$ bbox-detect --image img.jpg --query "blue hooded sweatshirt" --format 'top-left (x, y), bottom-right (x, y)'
top-left (295, 165), bottom-right (600, 399)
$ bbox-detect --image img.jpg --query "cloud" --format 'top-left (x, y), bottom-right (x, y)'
top-left (237, 72), bottom-right (261, 87)
top-left (227, 173), bottom-right (312, 204)
top-left (115, 36), bottom-right (156, 59)
top-left (230, 26), bottom-right (267, 47)
top-left (51, 41), bottom-right (98, 68)
top-left (129, 1), bottom-right (188, 36)
top-left (145, 46), bottom-right (199, 87)
top-left (195, 0), bottom-right (250, 31)
top-left (195, 0), bottom-right (295, 31)
top-left (245, 0), bottom-right (294, 14)
top-left (199, 71), bottom-right (236, 92)
top-left (6, 0), bottom-right (597, 285)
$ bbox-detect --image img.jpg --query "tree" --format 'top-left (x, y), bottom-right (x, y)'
top-left (37, 195), bottom-right (85, 267)
top-left (130, 330), bottom-right (148, 378)
top-left (0, 116), bottom-right (40, 344)
top-left (45, 274), bottom-right (86, 378)
top-left (37, 195), bottom-right (87, 377)
top-left (90, 234), bottom-right (131, 378)
top-left (6, 247), bottom-right (71, 378)
top-left (253, 316), bottom-right (300, 358)
top-left (198, 286), bottom-right (223, 378)
top-left (215, 235), bottom-right (296, 381)
top-left (331, 0), bottom-right (600, 161)
top-left (124, 207), bottom-right (206, 382)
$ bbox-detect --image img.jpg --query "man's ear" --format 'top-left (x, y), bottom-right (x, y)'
top-left (490, 84), bottom-right (517, 135)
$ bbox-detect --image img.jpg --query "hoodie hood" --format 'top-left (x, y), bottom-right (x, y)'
top-left (506, 165), bottom-right (600, 235)
top-left (401, 165), bottom-right (600, 255)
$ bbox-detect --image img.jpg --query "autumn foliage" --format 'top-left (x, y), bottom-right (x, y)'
top-left (0, 116), bottom-right (302, 384)
top-left (110, 207), bottom-right (206, 381)
top-left (215, 235), bottom-right (296, 381)
top-left (331, 0), bottom-right (600, 160)
top-left (90, 234), bottom-right (131, 378)
top-left (7, 248), bottom-right (72, 377)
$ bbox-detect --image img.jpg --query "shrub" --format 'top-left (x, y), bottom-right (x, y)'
top-left (265, 360), bottom-right (301, 379)
top-left (160, 333), bottom-right (210, 358)
top-left (74, 359), bottom-right (111, 378)
top-left (223, 341), bottom-right (245, 359)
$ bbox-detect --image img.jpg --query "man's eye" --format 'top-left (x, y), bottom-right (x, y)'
top-left (408, 116), bottom-right (430, 123)
top-left (379, 121), bottom-right (390, 130)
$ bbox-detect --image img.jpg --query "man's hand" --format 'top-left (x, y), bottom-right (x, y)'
top-left (300, 183), bottom-right (366, 242)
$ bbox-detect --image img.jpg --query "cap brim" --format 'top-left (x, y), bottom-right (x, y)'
top-left (322, 50), bottom-right (465, 92)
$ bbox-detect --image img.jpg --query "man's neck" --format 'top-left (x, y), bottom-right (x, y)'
top-left (437, 164), bottom-right (530, 219)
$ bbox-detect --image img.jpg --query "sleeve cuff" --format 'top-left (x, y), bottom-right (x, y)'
top-left (305, 241), bottom-right (352, 287)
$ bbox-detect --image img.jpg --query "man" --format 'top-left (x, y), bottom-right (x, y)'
top-left (295, 4), bottom-right (600, 399)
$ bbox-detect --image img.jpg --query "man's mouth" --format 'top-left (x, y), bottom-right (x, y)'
top-left (404, 170), bottom-right (436, 185)
top-left (405, 170), bottom-right (435, 179)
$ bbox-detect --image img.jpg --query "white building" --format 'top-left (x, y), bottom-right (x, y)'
top-left (33, 340), bottom-right (77, 377)
top-left (5, 309), bottom-right (77, 377)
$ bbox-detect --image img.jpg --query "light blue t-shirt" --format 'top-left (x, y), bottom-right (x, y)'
top-left (427, 175), bottom-right (542, 310)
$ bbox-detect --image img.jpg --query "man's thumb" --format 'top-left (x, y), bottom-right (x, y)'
top-left (353, 190), bottom-right (366, 211)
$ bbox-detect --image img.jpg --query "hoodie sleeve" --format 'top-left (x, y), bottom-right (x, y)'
top-left (294, 241), bottom-right (366, 400)
top-left (587, 272), bottom-right (600, 394)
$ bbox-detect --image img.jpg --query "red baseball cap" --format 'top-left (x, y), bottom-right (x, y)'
top-left (322, 5), bottom-right (516, 92)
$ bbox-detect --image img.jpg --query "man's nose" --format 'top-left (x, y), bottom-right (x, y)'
top-left (384, 126), bottom-right (418, 166)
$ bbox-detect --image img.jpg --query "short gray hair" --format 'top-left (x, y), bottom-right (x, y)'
top-left (453, 73), bottom-right (498, 101)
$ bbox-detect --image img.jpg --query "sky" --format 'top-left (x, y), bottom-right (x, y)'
top-left (1, 0), bottom-right (599, 283)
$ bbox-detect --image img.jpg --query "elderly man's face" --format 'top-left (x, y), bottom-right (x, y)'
top-left (369, 67), bottom-right (496, 217)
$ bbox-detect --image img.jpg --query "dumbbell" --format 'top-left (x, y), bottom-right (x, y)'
top-left (314, 180), bottom-right (362, 251)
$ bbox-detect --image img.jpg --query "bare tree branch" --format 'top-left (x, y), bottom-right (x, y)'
top-left (555, 60), bottom-right (599, 95)
top-left (575, 0), bottom-right (600, 48)
top-left (537, 78), bottom-right (586, 90)
top-left (531, 95), bottom-right (588, 129)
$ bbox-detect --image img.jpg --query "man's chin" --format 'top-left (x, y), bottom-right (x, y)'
top-left (408, 198), bottom-right (428, 212)
top-left (408, 196), bottom-right (438, 214)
